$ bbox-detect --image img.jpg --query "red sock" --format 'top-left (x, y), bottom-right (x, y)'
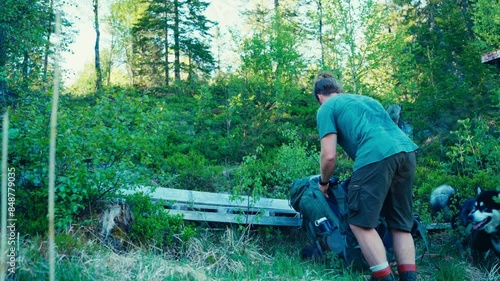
top-left (398, 264), bottom-right (417, 273)
top-left (372, 265), bottom-right (392, 278)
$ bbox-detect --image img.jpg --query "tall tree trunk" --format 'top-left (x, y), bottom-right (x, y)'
top-left (107, 34), bottom-right (115, 86)
top-left (317, 0), bottom-right (325, 68)
top-left (174, 0), bottom-right (180, 81)
top-left (164, 19), bottom-right (170, 86)
top-left (187, 52), bottom-right (192, 81)
top-left (93, 0), bottom-right (103, 91)
top-left (215, 27), bottom-right (221, 76)
top-left (164, 16), bottom-right (169, 86)
top-left (42, 0), bottom-right (54, 91)
top-left (129, 39), bottom-right (136, 86)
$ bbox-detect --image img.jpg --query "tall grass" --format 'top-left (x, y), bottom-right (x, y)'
top-left (14, 226), bottom-right (369, 281)
top-left (17, 236), bottom-right (207, 281)
top-left (12, 226), bottom-right (500, 281)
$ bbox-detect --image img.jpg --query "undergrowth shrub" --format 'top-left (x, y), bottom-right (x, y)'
top-left (233, 129), bottom-right (352, 199)
top-left (232, 127), bottom-right (353, 203)
top-left (413, 117), bottom-right (499, 220)
top-left (12, 90), bottom-right (160, 233)
top-left (445, 118), bottom-right (499, 178)
top-left (164, 151), bottom-right (229, 192)
top-left (231, 129), bottom-right (313, 202)
top-left (126, 192), bottom-right (196, 250)
top-left (12, 88), bottom-right (201, 234)
top-left (434, 260), bottom-right (470, 281)
top-left (55, 232), bottom-right (85, 256)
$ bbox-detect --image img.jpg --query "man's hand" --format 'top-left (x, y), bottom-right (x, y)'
top-left (319, 183), bottom-right (329, 198)
top-left (319, 133), bottom-right (337, 200)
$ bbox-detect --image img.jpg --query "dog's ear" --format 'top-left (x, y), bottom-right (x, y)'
top-left (477, 186), bottom-right (484, 195)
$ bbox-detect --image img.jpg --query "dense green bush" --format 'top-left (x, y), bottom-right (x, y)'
top-left (413, 117), bottom-right (499, 220)
top-left (125, 192), bottom-right (196, 250)
top-left (231, 127), bottom-right (353, 202)
top-left (12, 88), bottom-right (195, 233)
top-left (164, 151), bottom-right (230, 192)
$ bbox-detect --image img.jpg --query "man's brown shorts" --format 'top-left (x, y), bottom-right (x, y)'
top-left (347, 151), bottom-right (416, 232)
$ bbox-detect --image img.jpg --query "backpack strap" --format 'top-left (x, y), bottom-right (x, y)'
top-left (306, 220), bottom-right (324, 256)
top-left (412, 216), bottom-right (430, 254)
top-left (312, 188), bottom-right (342, 229)
top-left (310, 175), bottom-right (349, 233)
top-left (328, 181), bottom-right (349, 233)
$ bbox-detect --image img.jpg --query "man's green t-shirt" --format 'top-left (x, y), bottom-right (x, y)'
top-left (316, 94), bottom-right (418, 171)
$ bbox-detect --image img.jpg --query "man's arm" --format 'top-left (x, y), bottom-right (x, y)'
top-left (319, 133), bottom-right (337, 198)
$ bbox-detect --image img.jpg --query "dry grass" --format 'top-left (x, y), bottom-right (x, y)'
top-left (12, 226), bottom-right (500, 281)
top-left (88, 249), bottom-right (208, 281)
top-left (185, 227), bottom-right (272, 276)
top-left (487, 263), bottom-right (500, 281)
top-left (16, 234), bottom-right (208, 281)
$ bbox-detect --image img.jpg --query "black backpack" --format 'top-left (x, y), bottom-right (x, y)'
top-left (290, 175), bottom-right (395, 270)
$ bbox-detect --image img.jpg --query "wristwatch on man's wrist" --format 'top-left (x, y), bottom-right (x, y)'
top-left (319, 178), bottom-right (329, 186)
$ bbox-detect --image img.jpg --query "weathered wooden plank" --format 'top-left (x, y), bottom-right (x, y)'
top-left (425, 223), bottom-right (451, 231)
top-left (482, 49), bottom-right (500, 67)
top-left (124, 186), bottom-right (302, 226)
top-left (160, 201), bottom-right (298, 215)
top-left (166, 209), bottom-right (302, 226)
top-left (149, 187), bottom-right (293, 210)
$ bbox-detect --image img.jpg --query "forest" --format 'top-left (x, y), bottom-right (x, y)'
top-left (1, 0), bottom-right (499, 280)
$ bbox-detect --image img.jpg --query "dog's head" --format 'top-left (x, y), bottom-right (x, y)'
top-left (468, 187), bottom-right (500, 233)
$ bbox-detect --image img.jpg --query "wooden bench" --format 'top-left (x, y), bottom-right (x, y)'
top-left (124, 187), bottom-right (447, 231)
top-left (125, 187), bottom-right (302, 227)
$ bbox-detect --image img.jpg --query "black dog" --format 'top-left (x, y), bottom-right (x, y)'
top-left (430, 185), bottom-right (500, 260)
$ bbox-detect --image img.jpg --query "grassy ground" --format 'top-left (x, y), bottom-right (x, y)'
top-left (9, 226), bottom-right (500, 281)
